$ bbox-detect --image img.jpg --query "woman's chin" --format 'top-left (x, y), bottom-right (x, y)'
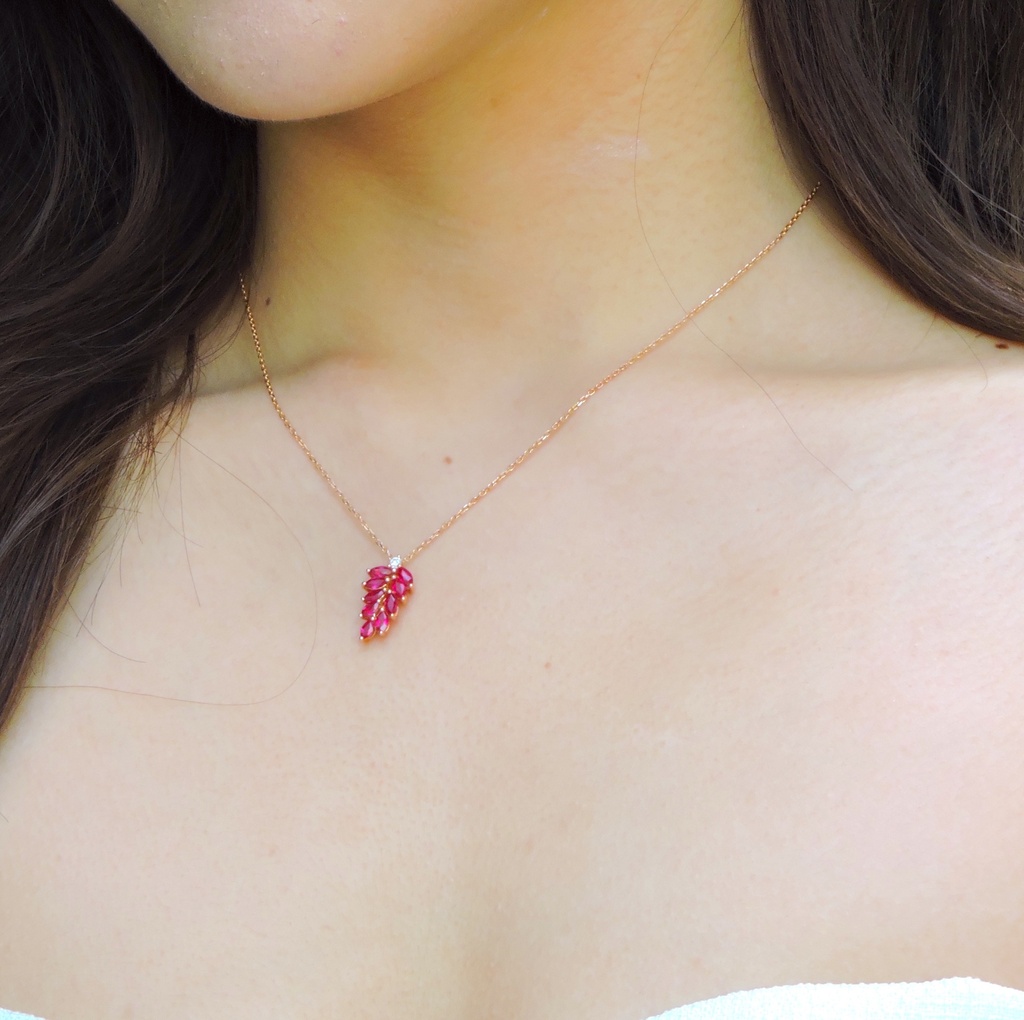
top-left (162, 45), bottom-right (403, 123)
top-left (174, 71), bottom-right (381, 124)
top-left (114, 0), bottom-right (525, 122)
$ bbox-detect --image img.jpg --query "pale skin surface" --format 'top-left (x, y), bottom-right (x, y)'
top-left (1, 0), bottom-right (1024, 1017)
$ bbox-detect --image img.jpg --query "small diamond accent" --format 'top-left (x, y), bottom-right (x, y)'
top-left (389, 556), bottom-right (402, 570)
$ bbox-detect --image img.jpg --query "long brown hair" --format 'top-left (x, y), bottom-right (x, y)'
top-left (0, 0), bottom-right (1021, 729)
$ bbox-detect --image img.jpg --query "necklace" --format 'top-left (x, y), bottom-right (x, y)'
top-left (241, 183), bottom-right (819, 643)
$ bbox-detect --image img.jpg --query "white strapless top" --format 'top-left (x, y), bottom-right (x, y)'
top-left (2, 978), bottom-right (1023, 1019)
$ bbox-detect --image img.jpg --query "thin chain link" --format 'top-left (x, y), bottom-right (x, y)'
top-left (242, 183), bottom-right (819, 565)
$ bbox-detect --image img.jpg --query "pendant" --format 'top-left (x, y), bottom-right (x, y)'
top-left (359, 557), bottom-right (414, 641)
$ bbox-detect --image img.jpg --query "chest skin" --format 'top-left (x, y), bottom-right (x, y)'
top-left (1, 341), bottom-right (1024, 1020)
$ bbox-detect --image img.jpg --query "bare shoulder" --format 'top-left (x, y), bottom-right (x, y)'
top-left (872, 326), bottom-right (1024, 706)
top-left (933, 331), bottom-right (1024, 497)
top-left (841, 325), bottom-right (1024, 494)
top-left (960, 329), bottom-right (1024, 412)
top-left (883, 326), bottom-right (1024, 578)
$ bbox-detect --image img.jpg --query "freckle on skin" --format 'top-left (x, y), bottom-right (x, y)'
top-left (265, 297), bottom-right (271, 306)
top-left (444, 455), bottom-right (452, 464)
top-left (996, 342), bottom-right (1009, 349)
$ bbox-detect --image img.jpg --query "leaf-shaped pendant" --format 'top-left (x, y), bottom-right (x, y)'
top-left (359, 557), bottom-right (414, 641)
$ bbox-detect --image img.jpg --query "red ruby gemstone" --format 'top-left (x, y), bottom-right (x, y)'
top-left (397, 567), bottom-right (414, 585)
top-left (385, 593), bottom-right (398, 615)
top-left (365, 577), bottom-right (386, 591)
top-left (359, 621), bottom-right (375, 640)
top-left (374, 613), bottom-right (389, 634)
top-left (364, 590), bottom-right (380, 604)
top-left (392, 581), bottom-right (407, 597)
top-left (361, 605), bottom-right (376, 621)
top-left (369, 566), bottom-right (390, 580)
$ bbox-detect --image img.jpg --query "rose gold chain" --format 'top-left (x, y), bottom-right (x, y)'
top-left (241, 183), bottom-right (819, 566)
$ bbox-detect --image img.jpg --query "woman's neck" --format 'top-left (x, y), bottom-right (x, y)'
top-left (204, 0), bottom-right (814, 392)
